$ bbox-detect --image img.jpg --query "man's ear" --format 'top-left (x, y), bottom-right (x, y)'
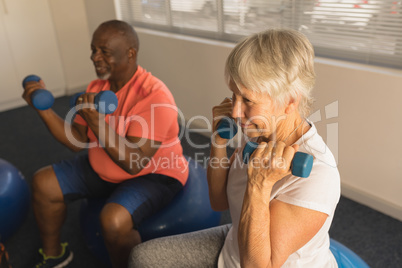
top-left (128, 48), bottom-right (137, 60)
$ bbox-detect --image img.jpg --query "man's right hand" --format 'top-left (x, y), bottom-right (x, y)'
top-left (22, 79), bottom-right (46, 109)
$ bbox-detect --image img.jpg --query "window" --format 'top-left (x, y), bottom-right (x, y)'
top-left (114, 0), bottom-right (402, 69)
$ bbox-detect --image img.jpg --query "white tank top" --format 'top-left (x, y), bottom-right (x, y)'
top-left (218, 122), bottom-right (340, 268)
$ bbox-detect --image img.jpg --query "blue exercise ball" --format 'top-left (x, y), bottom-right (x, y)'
top-left (79, 157), bottom-right (221, 266)
top-left (330, 238), bottom-right (370, 268)
top-left (138, 157), bottom-right (221, 241)
top-left (0, 159), bottom-right (30, 242)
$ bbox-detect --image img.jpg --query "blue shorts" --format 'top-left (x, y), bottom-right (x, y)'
top-left (52, 154), bottom-right (183, 228)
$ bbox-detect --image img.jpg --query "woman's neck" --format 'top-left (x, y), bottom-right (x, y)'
top-left (259, 116), bottom-right (310, 145)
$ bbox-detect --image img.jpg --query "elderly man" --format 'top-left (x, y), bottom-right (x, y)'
top-left (23, 20), bottom-right (188, 268)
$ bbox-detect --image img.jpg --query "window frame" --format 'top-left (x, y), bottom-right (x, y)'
top-left (114, 0), bottom-right (402, 70)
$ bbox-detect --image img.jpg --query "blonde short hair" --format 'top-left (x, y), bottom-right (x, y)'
top-left (225, 29), bottom-right (316, 117)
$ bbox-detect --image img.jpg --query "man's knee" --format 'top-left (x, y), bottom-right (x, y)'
top-left (100, 203), bottom-right (134, 237)
top-left (32, 166), bottom-right (63, 203)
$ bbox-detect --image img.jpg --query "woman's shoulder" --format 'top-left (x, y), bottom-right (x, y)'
top-left (274, 123), bottom-right (341, 214)
top-left (298, 122), bottom-right (338, 172)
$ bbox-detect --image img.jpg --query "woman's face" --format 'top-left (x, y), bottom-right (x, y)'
top-left (229, 80), bottom-right (286, 139)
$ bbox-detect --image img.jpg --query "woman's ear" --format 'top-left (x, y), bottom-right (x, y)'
top-left (284, 97), bottom-right (299, 115)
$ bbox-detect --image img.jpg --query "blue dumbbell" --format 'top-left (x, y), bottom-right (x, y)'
top-left (22, 75), bottom-right (54, 110)
top-left (216, 117), bottom-right (238, 139)
top-left (217, 117), bottom-right (313, 178)
top-left (70, 91), bottom-right (118, 114)
top-left (242, 141), bottom-right (313, 178)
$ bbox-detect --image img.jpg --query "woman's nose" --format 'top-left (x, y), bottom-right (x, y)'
top-left (231, 100), bottom-right (243, 119)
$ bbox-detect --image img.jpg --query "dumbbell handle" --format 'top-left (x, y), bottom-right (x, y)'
top-left (216, 117), bottom-right (238, 139)
top-left (22, 75), bottom-right (54, 111)
top-left (70, 91), bottom-right (118, 114)
top-left (242, 141), bottom-right (313, 178)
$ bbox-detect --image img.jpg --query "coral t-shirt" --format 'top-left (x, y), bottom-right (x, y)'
top-left (74, 66), bottom-right (188, 185)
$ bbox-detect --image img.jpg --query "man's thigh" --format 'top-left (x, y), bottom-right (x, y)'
top-left (52, 154), bottom-right (116, 203)
top-left (106, 173), bottom-right (183, 229)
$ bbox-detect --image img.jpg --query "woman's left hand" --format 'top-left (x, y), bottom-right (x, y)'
top-left (247, 141), bottom-right (299, 186)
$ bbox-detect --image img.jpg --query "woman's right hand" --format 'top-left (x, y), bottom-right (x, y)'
top-left (212, 97), bottom-right (234, 146)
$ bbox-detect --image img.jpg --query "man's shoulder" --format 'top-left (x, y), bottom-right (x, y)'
top-left (139, 67), bottom-right (168, 89)
top-left (135, 67), bottom-right (174, 101)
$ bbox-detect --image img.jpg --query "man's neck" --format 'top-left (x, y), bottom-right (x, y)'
top-left (109, 65), bottom-right (138, 92)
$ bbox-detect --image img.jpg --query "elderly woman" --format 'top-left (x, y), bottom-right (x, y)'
top-left (129, 29), bottom-right (340, 268)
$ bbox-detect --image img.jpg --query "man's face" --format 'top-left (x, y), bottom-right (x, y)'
top-left (90, 27), bottom-right (131, 81)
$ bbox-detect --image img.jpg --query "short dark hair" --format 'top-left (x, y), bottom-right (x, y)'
top-left (98, 20), bottom-right (139, 51)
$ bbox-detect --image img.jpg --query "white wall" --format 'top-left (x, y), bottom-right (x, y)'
top-left (48, 0), bottom-right (96, 94)
top-left (83, 0), bottom-right (117, 35)
top-left (0, 0), bottom-right (66, 111)
top-left (137, 30), bottom-right (233, 128)
top-left (0, 0), bottom-right (96, 111)
top-left (313, 59), bottom-right (402, 221)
